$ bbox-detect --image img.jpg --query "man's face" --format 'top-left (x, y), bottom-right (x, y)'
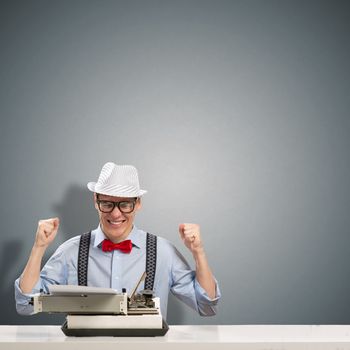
top-left (94, 193), bottom-right (141, 242)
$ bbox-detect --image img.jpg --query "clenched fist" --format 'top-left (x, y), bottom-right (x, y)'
top-left (179, 223), bottom-right (204, 254)
top-left (34, 217), bottom-right (60, 248)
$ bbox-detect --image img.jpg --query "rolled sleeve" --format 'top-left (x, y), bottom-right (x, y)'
top-left (14, 277), bottom-right (42, 315)
top-left (194, 277), bottom-right (221, 316)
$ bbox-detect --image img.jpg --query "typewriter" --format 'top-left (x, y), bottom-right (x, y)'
top-left (31, 272), bottom-right (168, 336)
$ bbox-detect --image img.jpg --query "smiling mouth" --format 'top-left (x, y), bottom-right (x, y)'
top-left (107, 219), bottom-right (126, 226)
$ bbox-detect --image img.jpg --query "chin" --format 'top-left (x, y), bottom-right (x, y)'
top-left (104, 225), bottom-right (130, 240)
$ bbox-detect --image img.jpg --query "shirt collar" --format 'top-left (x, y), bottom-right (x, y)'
top-left (93, 225), bottom-right (142, 249)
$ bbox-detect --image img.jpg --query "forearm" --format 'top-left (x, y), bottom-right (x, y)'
top-left (19, 245), bottom-right (46, 293)
top-left (193, 248), bottom-right (216, 299)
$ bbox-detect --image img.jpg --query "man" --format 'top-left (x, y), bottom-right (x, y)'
top-left (15, 162), bottom-right (221, 319)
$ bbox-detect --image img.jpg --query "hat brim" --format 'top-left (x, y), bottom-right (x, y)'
top-left (87, 182), bottom-right (147, 197)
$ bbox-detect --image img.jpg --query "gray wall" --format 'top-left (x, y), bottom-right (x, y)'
top-left (1, 0), bottom-right (350, 325)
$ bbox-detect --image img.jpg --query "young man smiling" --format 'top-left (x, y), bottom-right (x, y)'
top-left (94, 193), bottom-right (141, 242)
top-left (15, 162), bottom-right (221, 319)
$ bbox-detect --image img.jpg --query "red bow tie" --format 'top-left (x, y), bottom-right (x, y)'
top-left (101, 239), bottom-right (132, 253)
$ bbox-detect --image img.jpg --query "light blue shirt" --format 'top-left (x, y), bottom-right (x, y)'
top-left (15, 225), bottom-right (221, 319)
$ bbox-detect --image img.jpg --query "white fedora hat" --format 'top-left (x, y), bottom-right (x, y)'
top-left (87, 162), bottom-right (147, 197)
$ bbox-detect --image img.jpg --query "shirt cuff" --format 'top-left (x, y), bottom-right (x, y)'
top-left (194, 277), bottom-right (221, 304)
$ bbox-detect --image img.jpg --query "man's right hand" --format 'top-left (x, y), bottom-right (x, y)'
top-left (34, 218), bottom-right (59, 248)
top-left (19, 217), bottom-right (60, 293)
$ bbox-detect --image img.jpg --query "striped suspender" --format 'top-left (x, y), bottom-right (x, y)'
top-left (77, 232), bottom-right (91, 286)
top-left (144, 232), bottom-right (157, 290)
top-left (77, 232), bottom-right (157, 290)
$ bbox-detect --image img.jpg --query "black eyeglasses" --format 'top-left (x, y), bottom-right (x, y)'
top-left (96, 198), bottom-right (137, 213)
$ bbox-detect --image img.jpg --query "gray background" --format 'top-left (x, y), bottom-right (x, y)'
top-left (1, 0), bottom-right (349, 325)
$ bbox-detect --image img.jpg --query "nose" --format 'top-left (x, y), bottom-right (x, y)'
top-left (110, 204), bottom-right (123, 217)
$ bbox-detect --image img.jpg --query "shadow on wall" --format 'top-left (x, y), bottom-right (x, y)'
top-left (53, 184), bottom-right (98, 239)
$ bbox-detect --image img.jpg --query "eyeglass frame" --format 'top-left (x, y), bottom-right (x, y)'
top-left (95, 194), bottom-right (138, 214)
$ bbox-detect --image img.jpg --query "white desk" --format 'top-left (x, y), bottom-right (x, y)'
top-left (1, 325), bottom-right (350, 350)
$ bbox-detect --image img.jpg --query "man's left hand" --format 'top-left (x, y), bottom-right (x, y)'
top-left (179, 223), bottom-right (203, 254)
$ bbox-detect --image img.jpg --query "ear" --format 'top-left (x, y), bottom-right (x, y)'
top-left (135, 197), bottom-right (142, 211)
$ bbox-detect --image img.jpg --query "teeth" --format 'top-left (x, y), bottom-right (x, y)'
top-left (109, 220), bottom-right (123, 224)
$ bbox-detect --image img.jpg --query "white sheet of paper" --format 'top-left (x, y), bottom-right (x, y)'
top-left (48, 285), bottom-right (119, 295)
